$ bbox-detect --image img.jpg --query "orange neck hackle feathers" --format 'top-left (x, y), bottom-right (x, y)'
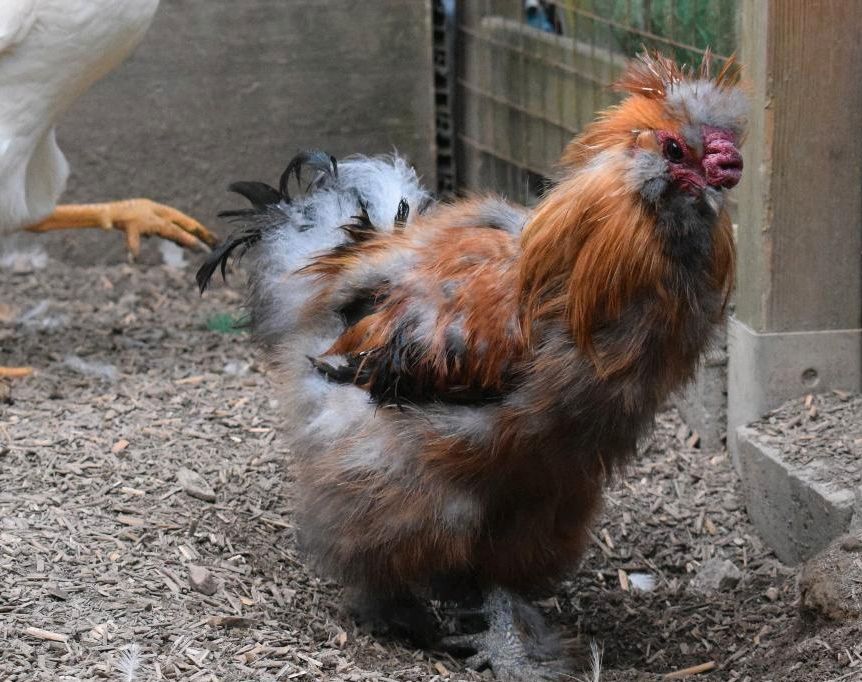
top-left (519, 51), bottom-right (744, 374)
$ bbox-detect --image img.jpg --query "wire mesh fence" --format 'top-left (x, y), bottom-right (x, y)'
top-left (455, 0), bottom-right (739, 204)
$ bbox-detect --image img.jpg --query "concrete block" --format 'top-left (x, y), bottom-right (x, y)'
top-left (33, 0), bottom-right (435, 266)
top-left (674, 346), bottom-right (727, 452)
top-left (727, 317), bottom-right (862, 470)
top-left (737, 410), bottom-right (861, 564)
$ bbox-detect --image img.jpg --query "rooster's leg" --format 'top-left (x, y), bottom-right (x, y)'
top-left (26, 200), bottom-right (218, 259)
top-left (441, 589), bottom-right (566, 681)
top-left (345, 586), bottom-right (437, 648)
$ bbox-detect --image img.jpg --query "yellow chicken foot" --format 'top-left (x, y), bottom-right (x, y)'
top-left (26, 199), bottom-right (219, 259)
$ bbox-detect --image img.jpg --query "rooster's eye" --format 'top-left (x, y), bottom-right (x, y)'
top-left (663, 138), bottom-right (684, 162)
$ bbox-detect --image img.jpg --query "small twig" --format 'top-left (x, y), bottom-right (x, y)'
top-left (822, 670), bottom-right (862, 682)
top-left (23, 626), bottom-right (69, 642)
top-left (663, 661), bottom-right (716, 679)
top-left (587, 529), bottom-right (615, 559)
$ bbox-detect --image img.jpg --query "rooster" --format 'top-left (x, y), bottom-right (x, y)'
top-left (0, 0), bottom-right (218, 377)
top-left (198, 53), bottom-right (746, 680)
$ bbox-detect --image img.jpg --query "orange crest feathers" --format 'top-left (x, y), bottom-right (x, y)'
top-left (613, 49), bottom-right (743, 99)
top-left (562, 50), bottom-right (747, 168)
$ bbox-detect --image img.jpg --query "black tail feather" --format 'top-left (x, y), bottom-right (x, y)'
top-left (196, 225), bottom-right (262, 293)
top-left (226, 181), bottom-right (282, 208)
top-left (394, 198), bottom-right (409, 230)
top-left (217, 181), bottom-right (283, 219)
top-left (198, 150), bottom-right (339, 294)
top-left (279, 150), bottom-right (338, 202)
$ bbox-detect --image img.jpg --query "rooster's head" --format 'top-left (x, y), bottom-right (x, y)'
top-left (563, 50), bottom-right (748, 213)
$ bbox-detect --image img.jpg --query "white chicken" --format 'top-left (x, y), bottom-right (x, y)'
top-left (1, 0), bottom-right (218, 377)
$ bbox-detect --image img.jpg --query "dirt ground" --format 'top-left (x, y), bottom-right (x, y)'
top-left (2, 235), bottom-right (861, 681)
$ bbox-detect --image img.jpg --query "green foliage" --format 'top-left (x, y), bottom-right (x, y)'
top-left (205, 312), bottom-right (247, 335)
top-left (567, 0), bottom-right (737, 64)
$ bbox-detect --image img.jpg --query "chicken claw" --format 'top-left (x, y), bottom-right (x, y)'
top-left (440, 589), bottom-right (566, 681)
top-left (26, 199), bottom-right (219, 259)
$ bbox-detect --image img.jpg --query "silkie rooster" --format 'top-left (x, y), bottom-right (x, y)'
top-left (198, 52), bottom-right (746, 680)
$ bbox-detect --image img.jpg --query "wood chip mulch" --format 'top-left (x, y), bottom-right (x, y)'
top-left (2, 251), bottom-right (860, 681)
top-left (748, 391), bottom-right (862, 490)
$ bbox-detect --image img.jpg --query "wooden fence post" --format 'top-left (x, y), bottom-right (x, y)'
top-left (728, 0), bottom-right (862, 464)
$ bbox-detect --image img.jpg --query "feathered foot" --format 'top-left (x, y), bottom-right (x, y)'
top-left (441, 589), bottom-right (567, 682)
top-left (26, 200), bottom-right (218, 259)
top-left (345, 587), bottom-right (438, 648)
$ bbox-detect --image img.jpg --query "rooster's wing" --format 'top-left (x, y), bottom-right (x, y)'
top-left (304, 200), bottom-right (528, 406)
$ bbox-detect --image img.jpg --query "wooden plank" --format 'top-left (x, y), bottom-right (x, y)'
top-left (736, 0), bottom-right (862, 332)
top-left (729, 0), bottom-right (862, 459)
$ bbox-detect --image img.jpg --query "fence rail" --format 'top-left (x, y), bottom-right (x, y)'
top-left (455, 0), bottom-right (738, 203)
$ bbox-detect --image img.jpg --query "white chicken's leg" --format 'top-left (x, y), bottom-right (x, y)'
top-left (26, 199), bottom-right (218, 259)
